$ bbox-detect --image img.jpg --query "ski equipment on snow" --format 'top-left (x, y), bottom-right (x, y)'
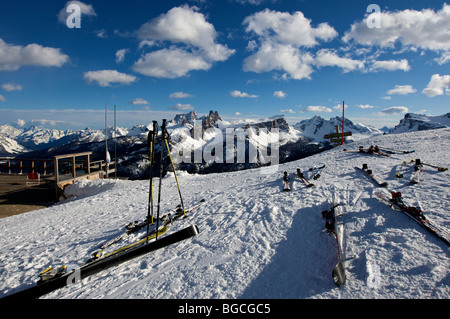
top-left (377, 146), bottom-right (415, 154)
top-left (146, 121), bottom-right (158, 239)
top-left (295, 168), bottom-right (314, 188)
top-left (410, 159), bottom-right (423, 184)
top-left (3, 225), bottom-right (200, 299)
top-left (421, 161), bottom-right (448, 172)
top-left (394, 160), bottom-right (415, 178)
top-left (321, 200), bottom-right (346, 286)
top-left (310, 165), bottom-right (325, 180)
top-left (343, 146), bottom-right (390, 157)
top-left (374, 191), bottom-right (450, 246)
top-left (355, 164), bottom-right (388, 187)
top-left (94, 199), bottom-right (205, 253)
top-left (152, 118), bottom-right (187, 241)
top-left (283, 171), bottom-right (291, 192)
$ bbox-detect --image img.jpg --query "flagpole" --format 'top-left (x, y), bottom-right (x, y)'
top-left (342, 100), bottom-right (345, 145)
top-left (105, 104), bottom-right (109, 177)
top-left (114, 104), bottom-right (117, 178)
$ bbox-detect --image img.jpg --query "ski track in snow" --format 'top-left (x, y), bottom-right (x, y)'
top-left (0, 128), bottom-right (449, 299)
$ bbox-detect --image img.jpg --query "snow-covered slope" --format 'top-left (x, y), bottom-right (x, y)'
top-left (0, 135), bottom-right (30, 156)
top-left (390, 113), bottom-right (450, 134)
top-left (0, 124), bottom-right (132, 155)
top-left (0, 128), bottom-right (449, 299)
top-left (294, 116), bottom-right (383, 142)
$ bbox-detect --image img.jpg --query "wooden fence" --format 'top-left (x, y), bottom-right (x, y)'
top-left (0, 152), bottom-right (116, 201)
top-left (0, 158), bottom-right (54, 175)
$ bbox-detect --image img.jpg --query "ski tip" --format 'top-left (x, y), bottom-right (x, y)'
top-left (332, 261), bottom-right (346, 286)
top-left (189, 224), bottom-right (200, 236)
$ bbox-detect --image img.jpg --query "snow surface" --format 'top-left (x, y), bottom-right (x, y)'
top-left (0, 135), bottom-right (30, 155)
top-left (389, 113), bottom-right (450, 134)
top-left (0, 128), bottom-right (449, 299)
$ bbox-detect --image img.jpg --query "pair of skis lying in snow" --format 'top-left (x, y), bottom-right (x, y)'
top-left (395, 159), bottom-right (447, 184)
top-left (356, 163), bottom-right (449, 246)
top-left (3, 199), bottom-right (206, 299)
top-left (322, 201), bottom-right (346, 286)
top-left (343, 146), bottom-right (415, 157)
top-left (318, 161), bottom-right (449, 287)
top-left (282, 165), bottom-right (325, 192)
top-left (394, 159), bottom-right (423, 184)
top-left (374, 190), bottom-right (450, 247)
top-left (319, 190), bottom-right (450, 288)
top-left (355, 161), bottom-right (419, 187)
top-left (356, 158), bottom-right (447, 187)
top-left (283, 167), bottom-right (347, 285)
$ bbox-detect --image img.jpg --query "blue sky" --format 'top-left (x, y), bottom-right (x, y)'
top-left (0, 0), bottom-right (449, 130)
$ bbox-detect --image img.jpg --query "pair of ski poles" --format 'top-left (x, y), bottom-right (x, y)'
top-left (146, 119), bottom-right (186, 242)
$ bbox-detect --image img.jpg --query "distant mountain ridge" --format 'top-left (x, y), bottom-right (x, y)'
top-left (1, 111), bottom-right (448, 177)
top-left (389, 112), bottom-right (450, 134)
top-left (294, 115), bottom-right (383, 142)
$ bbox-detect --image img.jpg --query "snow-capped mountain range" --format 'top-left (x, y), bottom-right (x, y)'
top-left (0, 111), bottom-right (448, 178)
top-left (388, 112), bottom-right (450, 134)
top-left (293, 115), bottom-right (384, 140)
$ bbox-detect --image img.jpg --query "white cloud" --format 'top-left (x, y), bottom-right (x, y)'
top-left (115, 49), bottom-right (129, 63)
top-left (0, 94), bottom-right (5, 102)
top-left (169, 91), bottom-right (194, 99)
top-left (244, 9), bottom-right (337, 47)
top-left (369, 59), bottom-right (410, 72)
top-left (358, 104), bottom-right (375, 109)
top-left (16, 119), bottom-right (25, 127)
top-left (379, 106), bottom-right (409, 115)
top-left (387, 85), bottom-right (416, 95)
top-left (305, 105), bottom-right (332, 113)
top-left (83, 70), bottom-right (137, 87)
top-left (243, 41), bottom-right (315, 80)
top-left (333, 103), bottom-right (348, 110)
top-left (435, 52), bottom-right (450, 65)
top-left (138, 40), bottom-right (156, 50)
top-left (230, 90), bottom-right (258, 98)
top-left (422, 74), bottom-right (450, 97)
top-left (2, 83), bottom-right (22, 91)
top-left (57, 1), bottom-right (97, 24)
top-left (315, 49), bottom-right (364, 72)
top-left (129, 98), bottom-right (150, 105)
top-left (281, 108), bottom-right (295, 114)
top-left (31, 119), bottom-right (62, 127)
top-left (134, 5), bottom-right (235, 78)
top-left (96, 29), bottom-right (107, 38)
top-left (243, 9), bottom-right (337, 80)
top-left (343, 4), bottom-right (450, 52)
top-left (273, 90), bottom-right (287, 98)
top-left (233, 0), bottom-right (271, 5)
top-left (171, 103), bottom-right (195, 110)
top-left (133, 48), bottom-right (211, 79)
top-left (0, 38), bottom-right (69, 71)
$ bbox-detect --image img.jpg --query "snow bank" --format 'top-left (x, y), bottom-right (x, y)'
top-left (63, 179), bottom-right (119, 200)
